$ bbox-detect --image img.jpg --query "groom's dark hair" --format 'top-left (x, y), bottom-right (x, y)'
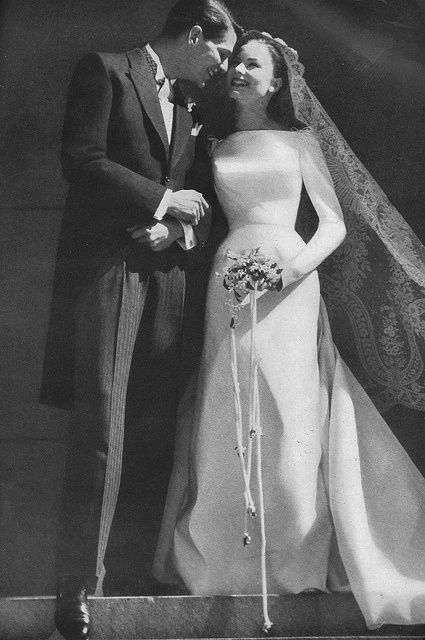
top-left (162, 0), bottom-right (242, 40)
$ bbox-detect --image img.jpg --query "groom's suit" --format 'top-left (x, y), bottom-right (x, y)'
top-left (41, 46), bottom-right (212, 587)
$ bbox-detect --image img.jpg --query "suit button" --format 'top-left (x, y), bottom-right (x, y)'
top-left (163, 175), bottom-right (170, 184)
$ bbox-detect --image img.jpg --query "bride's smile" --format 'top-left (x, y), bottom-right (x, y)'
top-left (228, 40), bottom-right (282, 104)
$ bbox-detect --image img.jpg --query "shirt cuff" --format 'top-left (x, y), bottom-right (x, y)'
top-left (177, 221), bottom-right (197, 251)
top-left (153, 188), bottom-right (172, 220)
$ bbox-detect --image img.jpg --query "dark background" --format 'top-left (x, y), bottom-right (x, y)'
top-left (0, 0), bottom-right (424, 596)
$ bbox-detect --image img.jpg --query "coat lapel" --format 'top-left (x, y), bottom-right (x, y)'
top-left (169, 90), bottom-right (194, 169)
top-left (126, 48), bottom-right (170, 158)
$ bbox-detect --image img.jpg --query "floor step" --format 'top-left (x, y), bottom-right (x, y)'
top-left (1, 594), bottom-right (425, 640)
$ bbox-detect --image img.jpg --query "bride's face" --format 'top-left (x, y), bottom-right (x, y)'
top-left (227, 40), bottom-right (282, 106)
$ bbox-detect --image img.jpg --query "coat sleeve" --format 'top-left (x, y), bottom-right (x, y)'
top-left (61, 52), bottom-right (166, 220)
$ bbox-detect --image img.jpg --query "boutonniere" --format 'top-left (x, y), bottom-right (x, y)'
top-left (185, 97), bottom-right (196, 113)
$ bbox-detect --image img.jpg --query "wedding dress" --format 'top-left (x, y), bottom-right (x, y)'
top-left (153, 128), bottom-right (425, 629)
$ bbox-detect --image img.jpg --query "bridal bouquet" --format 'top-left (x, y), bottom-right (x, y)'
top-left (222, 247), bottom-right (283, 307)
top-left (219, 247), bottom-right (283, 633)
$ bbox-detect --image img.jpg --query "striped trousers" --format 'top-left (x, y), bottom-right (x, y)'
top-left (56, 259), bottom-right (186, 592)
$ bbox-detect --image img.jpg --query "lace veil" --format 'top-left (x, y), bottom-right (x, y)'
top-left (278, 39), bottom-right (425, 412)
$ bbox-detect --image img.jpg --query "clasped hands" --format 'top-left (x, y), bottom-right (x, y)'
top-left (127, 189), bottom-right (209, 252)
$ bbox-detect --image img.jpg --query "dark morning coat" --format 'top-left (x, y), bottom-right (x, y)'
top-left (41, 47), bottom-right (212, 410)
top-left (39, 47), bottom-right (214, 580)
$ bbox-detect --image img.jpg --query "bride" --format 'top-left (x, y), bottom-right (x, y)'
top-left (153, 30), bottom-right (425, 629)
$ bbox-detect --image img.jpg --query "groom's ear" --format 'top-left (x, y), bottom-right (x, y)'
top-left (188, 25), bottom-right (203, 46)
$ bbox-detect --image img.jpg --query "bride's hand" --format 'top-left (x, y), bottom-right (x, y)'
top-left (279, 266), bottom-right (303, 291)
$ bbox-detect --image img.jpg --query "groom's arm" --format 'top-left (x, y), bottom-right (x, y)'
top-left (133, 127), bottom-right (214, 252)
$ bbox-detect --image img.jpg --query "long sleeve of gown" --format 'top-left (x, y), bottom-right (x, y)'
top-left (285, 130), bottom-right (346, 282)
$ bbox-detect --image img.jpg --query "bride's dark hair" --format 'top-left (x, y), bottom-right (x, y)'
top-left (219, 29), bottom-right (306, 136)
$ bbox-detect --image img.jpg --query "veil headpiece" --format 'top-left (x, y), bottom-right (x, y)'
top-left (267, 33), bottom-right (425, 412)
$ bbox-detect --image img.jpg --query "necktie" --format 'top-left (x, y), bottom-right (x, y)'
top-left (143, 49), bottom-right (166, 90)
top-left (143, 48), bottom-right (189, 107)
top-left (143, 48), bottom-right (174, 142)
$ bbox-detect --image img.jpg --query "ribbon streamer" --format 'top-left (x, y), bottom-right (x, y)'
top-left (230, 283), bottom-right (273, 633)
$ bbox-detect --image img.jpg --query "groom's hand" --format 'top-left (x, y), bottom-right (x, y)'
top-left (127, 220), bottom-right (183, 251)
top-left (166, 189), bottom-right (209, 225)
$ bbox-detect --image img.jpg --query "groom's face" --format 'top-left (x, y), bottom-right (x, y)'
top-left (184, 25), bottom-right (237, 88)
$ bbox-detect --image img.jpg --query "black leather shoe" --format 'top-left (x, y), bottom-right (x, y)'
top-left (55, 576), bottom-right (91, 640)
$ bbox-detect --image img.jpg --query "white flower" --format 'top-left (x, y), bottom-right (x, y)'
top-left (185, 98), bottom-right (196, 112)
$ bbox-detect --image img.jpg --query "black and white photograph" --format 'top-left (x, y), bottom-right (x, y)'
top-left (1, 1), bottom-right (425, 639)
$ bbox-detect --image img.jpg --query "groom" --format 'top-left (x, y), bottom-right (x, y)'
top-left (41, 1), bottom-right (238, 638)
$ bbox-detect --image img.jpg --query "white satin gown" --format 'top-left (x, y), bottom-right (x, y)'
top-left (153, 129), bottom-right (425, 628)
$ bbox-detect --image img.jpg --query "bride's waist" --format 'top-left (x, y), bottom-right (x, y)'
top-left (227, 222), bottom-right (297, 235)
top-left (218, 224), bottom-right (305, 261)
